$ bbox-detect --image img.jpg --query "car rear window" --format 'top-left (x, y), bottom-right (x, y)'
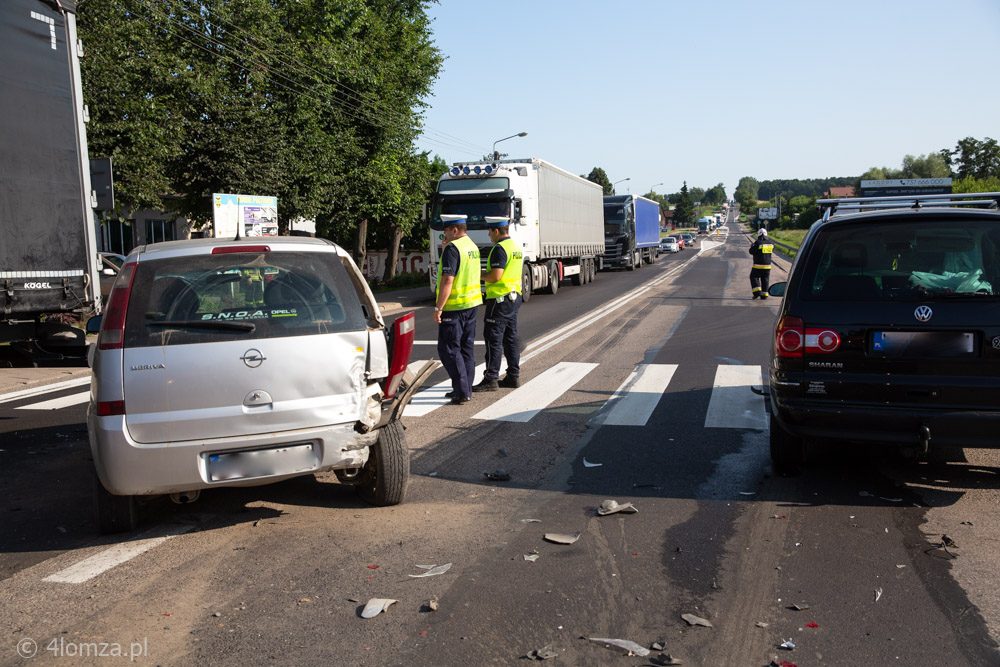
top-left (123, 250), bottom-right (367, 347)
top-left (799, 218), bottom-right (1000, 301)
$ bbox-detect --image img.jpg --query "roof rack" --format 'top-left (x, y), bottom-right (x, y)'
top-left (818, 191), bottom-right (1000, 222)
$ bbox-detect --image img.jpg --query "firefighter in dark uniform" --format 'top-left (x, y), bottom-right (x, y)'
top-left (434, 215), bottom-right (483, 404)
top-left (749, 227), bottom-right (773, 299)
top-left (473, 217), bottom-right (523, 392)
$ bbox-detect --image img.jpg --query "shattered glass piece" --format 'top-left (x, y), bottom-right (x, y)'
top-left (791, 603), bottom-right (810, 611)
top-left (521, 519), bottom-right (542, 523)
top-left (586, 637), bottom-right (650, 657)
top-left (524, 554), bottom-right (540, 562)
top-left (874, 587), bottom-right (883, 602)
top-left (409, 563), bottom-right (452, 578)
top-left (739, 491), bottom-right (756, 495)
top-left (544, 532), bottom-right (582, 545)
top-left (779, 639), bottom-right (795, 650)
top-left (597, 499), bottom-right (638, 516)
top-left (583, 458), bottom-right (602, 467)
top-left (361, 598), bottom-right (397, 618)
top-left (681, 614), bottom-right (713, 627)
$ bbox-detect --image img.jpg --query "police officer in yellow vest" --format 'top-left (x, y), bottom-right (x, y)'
top-left (473, 217), bottom-right (524, 392)
top-left (434, 215), bottom-right (483, 404)
top-left (749, 226), bottom-right (774, 299)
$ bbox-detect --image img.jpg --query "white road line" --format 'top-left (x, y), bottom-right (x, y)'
top-left (473, 361), bottom-right (597, 423)
top-left (704, 365), bottom-right (766, 430)
top-left (16, 391), bottom-right (89, 411)
top-left (43, 522), bottom-right (198, 584)
top-left (598, 363), bottom-right (677, 426)
top-left (403, 360), bottom-right (507, 417)
top-left (0, 376), bottom-right (90, 404)
top-left (413, 340), bottom-right (485, 345)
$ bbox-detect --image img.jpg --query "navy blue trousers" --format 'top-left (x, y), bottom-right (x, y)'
top-left (437, 306), bottom-right (478, 399)
top-left (483, 293), bottom-right (521, 381)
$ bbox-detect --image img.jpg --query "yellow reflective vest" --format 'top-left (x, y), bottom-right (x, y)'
top-left (484, 237), bottom-right (523, 299)
top-left (437, 235), bottom-right (483, 311)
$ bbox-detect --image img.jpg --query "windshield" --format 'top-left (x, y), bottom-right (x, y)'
top-left (801, 219), bottom-right (1000, 300)
top-left (603, 204), bottom-right (626, 224)
top-left (430, 194), bottom-right (511, 230)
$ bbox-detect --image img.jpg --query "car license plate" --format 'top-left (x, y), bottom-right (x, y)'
top-left (871, 331), bottom-right (976, 358)
top-left (207, 443), bottom-right (316, 481)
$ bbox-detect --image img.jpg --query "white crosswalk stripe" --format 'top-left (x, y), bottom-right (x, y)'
top-left (597, 363), bottom-right (677, 426)
top-left (704, 365), bottom-right (766, 430)
top-left (473, 362), bottom-right (598, 422)
top-left (15, 391), bottom-right (90, 411)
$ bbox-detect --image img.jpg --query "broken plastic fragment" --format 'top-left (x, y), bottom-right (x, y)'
top-left (874, 587), bottom-right (883, 602)
top-left (806, 622), bottom-right (818, 628)
top-left (779, 639), bottom-right (795, 650)
top-left (791, 603), bottom-right (810, 611)
top-left (597, 499), bottom-right (638, 516)
top-left (544, 532), bottom-right (582, 545)
top-left (521, 518), bottom-right (542, 523)
top-left (409, 563), bottom-right (452, 578)
top-left (421, 597), bottom-right (439, 612)
top-left (361, 598), bottom-right (397, 618)
top-left (366, 564), bottom-right (380, 570)
top-left (523, 554), bottom-right (539, 562)
top-left (526, 644), bottom-right (558, 660)
top-left (650, 641), bottom-right (665, 651)
top-left (484, 469), bottom-right (511, 481)
top-left (681, 613), bottom-right (712, 627)
top-left (583, 458), bottom-right (602, 467)
top-left (755, 621), bottom-right (769, 628)
top-left (586, 637), bottom-right (650, 657)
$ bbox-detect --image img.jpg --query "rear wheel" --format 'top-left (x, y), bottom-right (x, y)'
top-left (769, 412), bottom-right (803, 476)
top-left (570, 262), bottom-right (583, 286)
top-left (357, 420), bottom-right (409, 506)
top-left (94, 473), bottom-right (137, 534)
top-left (590, 259), bottom-right (597, 282)
top-left (521, 264), bottom-right (532, 303)
top-left (547, 261), bottom-right (559, 295)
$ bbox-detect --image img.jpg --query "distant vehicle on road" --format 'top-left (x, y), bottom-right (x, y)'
top-left (98, 252), bottom-right (126, 299)
top-left (659, 237), bottom-right (680, 253)
top-left (681, 233), bottom-right (698, 248)
top-left (601, 194), bottom-right (660, 271)
top-left (666, 235), bottom-right (684, 250)
top-left (88, 237), bottom-right (432, 533)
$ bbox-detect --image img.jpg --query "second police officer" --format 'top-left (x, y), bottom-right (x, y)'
top-left (472, 216), bottom-right (523, 392)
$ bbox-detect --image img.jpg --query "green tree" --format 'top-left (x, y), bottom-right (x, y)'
top-left (672, 182), bottom-right (695, 229)
top-left (952, 175), bottom-right (1000, 194)
top-left (734, 176), bottom-right (759, 218)
top-left (901, 153), bottom-right (950, 178)
top-left (584, 167), bottom-right (613, 195)
top-left (942, 137), bottom-right (1000, 180)
top-left (702, 183), bottom-right (726, 206)
top-left (687, 186), bottom-right (706, 204)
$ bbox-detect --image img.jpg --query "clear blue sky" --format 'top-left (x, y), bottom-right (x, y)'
top-left (416, 0), bottom-right (1000, 198)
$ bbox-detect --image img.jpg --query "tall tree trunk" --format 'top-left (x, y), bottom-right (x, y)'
top-left (353, 217), bottom-right (367, 270)
top-left (385, 221), bottom-right (404, 282)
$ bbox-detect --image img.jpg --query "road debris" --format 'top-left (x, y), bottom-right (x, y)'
top-left (497, 448), bottom-right (509, 458)
top-left (585, 637), bottom-right (650, 657)
top-left (896, 564), bottom-right (907, 569)
top-left (597, 499), bottom-right (638, 516)
top-left (880, 497), bottom-right (902, 502)
top-left (739, 491), bottom-right (756, 496)
top-left (779, 638), bottom-right (795, 650)
top-left (771, 660), bottom-right (798, 667)
top-left (756, 622), bottom-right (769, 628)
top-left (806, 622), bottom-right (818, 628)
top-left (521, 518), bottom-right (542, 523)
top-left (366, 564), bottom-right (380, 570)
top-left (583, 458), bottom-right (602, 467)
top-left (874, 587), bottom-right (883, 602)
top-left (361, 598), bottom-right (397, 618)
top-left (484, 469), bottom-right (511, 481)
top-left (525, 644), bottom-right (558, 660)
top-left (650, 641), bottom-right (665, 651)
top-left (681, 613), bottom-right (712, 627)
top-left (524, 554), bottom-right (540, 562)
top-left (420, 597), bottom-right (439, 612)
top-left (652, 655), bottom-right (684, 666)
top-left (790, 603), bottom-right (810, 611)
top-left (544, 532), bottom-right (582, 545)
top-left (409, 563), bottom-right (452, 578)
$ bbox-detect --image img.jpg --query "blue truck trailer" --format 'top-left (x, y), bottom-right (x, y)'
top-left (601, 195), bottom-right (660, 271)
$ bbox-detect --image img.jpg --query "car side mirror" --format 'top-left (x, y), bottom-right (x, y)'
top-left (103, 268), bottom-right (116, 276)
top-left (768, 282), bottom-right (787, 297)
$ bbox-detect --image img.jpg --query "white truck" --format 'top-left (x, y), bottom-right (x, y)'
top-left (427, 158), bottom-right (604, 301)
top-left (1, 0), bottom-right (101, 360)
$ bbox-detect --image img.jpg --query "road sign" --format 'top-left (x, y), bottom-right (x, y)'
top-left (860, 178), bottom-right (952, 188)
top-left (757, 207), bottom-right (777, 220)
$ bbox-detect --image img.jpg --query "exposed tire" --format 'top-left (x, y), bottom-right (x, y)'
top-left (769, 412), bottom-right (803, 476)
top-left (570, 262), bottom-right (583, 286)
top-left (521, 264), bottom-right (532, 304)
top-left (547, 261), bottom-right (559, 295)
top-left (626, 252), bottom-right (635, 271)
top-left (357, 420), bottom-right (409, 506)
top-left (590, 258), bottom-right (597, 282)
top-left (94, 473), bottom-right (137, 534)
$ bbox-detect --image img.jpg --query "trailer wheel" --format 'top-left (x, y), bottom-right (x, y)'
top-left (582, 259), bottom-right (591, 284)
top-left (521, 264), bottom-right (532, 303)
top-left (570, 262), bottom-right (583, 286)
top-left (547, 261), bottom-right (559, 295)
top-left (589, 259), bottom-right (597, 282)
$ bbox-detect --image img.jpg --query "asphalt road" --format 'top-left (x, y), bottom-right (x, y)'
top-left (2, 222), bottom-right (999, 666)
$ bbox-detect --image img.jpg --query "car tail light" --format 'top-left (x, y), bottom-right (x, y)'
top-left (381, 312), bottom-right (415, 399)
top-left (97, 400), bottom-right (125, 416)
top-left (212, 245), bottom-right (270, 254)
top-left (775, 315), bottom-right (804, 358)
top-left (98, 261), bottom-right (137, 350)
top-left (805, 328), bottom-right (841, 354)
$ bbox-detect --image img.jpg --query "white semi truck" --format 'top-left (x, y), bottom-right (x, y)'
top-left (427, 158), bottom-right (604, 301)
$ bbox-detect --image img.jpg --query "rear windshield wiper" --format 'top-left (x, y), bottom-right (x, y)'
top-left (147, 319), bottom-right (256, 332)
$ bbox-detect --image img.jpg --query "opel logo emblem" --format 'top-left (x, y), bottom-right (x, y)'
top-left (241, 349), bottom-right (266, 368)
top-left (914, 305), bottom-right (933, 322)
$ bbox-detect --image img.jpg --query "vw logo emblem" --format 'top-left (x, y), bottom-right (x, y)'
top-left (914, 305), bottom-right (933, 322)
top-left (241, 349), bottom-right (266, 368)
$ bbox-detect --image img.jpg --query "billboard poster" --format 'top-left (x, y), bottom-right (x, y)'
top-left (212, 193), bottom-right (278, 238)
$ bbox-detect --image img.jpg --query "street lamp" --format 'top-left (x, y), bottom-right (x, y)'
top-left (612, 177), bottom-right (630, 195)
top-left (649, 182), bottom-right (663, 195)
top-left (492, 132), bottom-right (527, 161)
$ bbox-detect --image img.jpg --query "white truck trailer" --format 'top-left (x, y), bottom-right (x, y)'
top-left (427, 158), bottom-right (604, 301)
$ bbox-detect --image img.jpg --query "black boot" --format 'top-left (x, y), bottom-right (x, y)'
top-left (472, 379), bottom-right (499, 392)
top-left (498, 375), bottom-right (520, 388)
